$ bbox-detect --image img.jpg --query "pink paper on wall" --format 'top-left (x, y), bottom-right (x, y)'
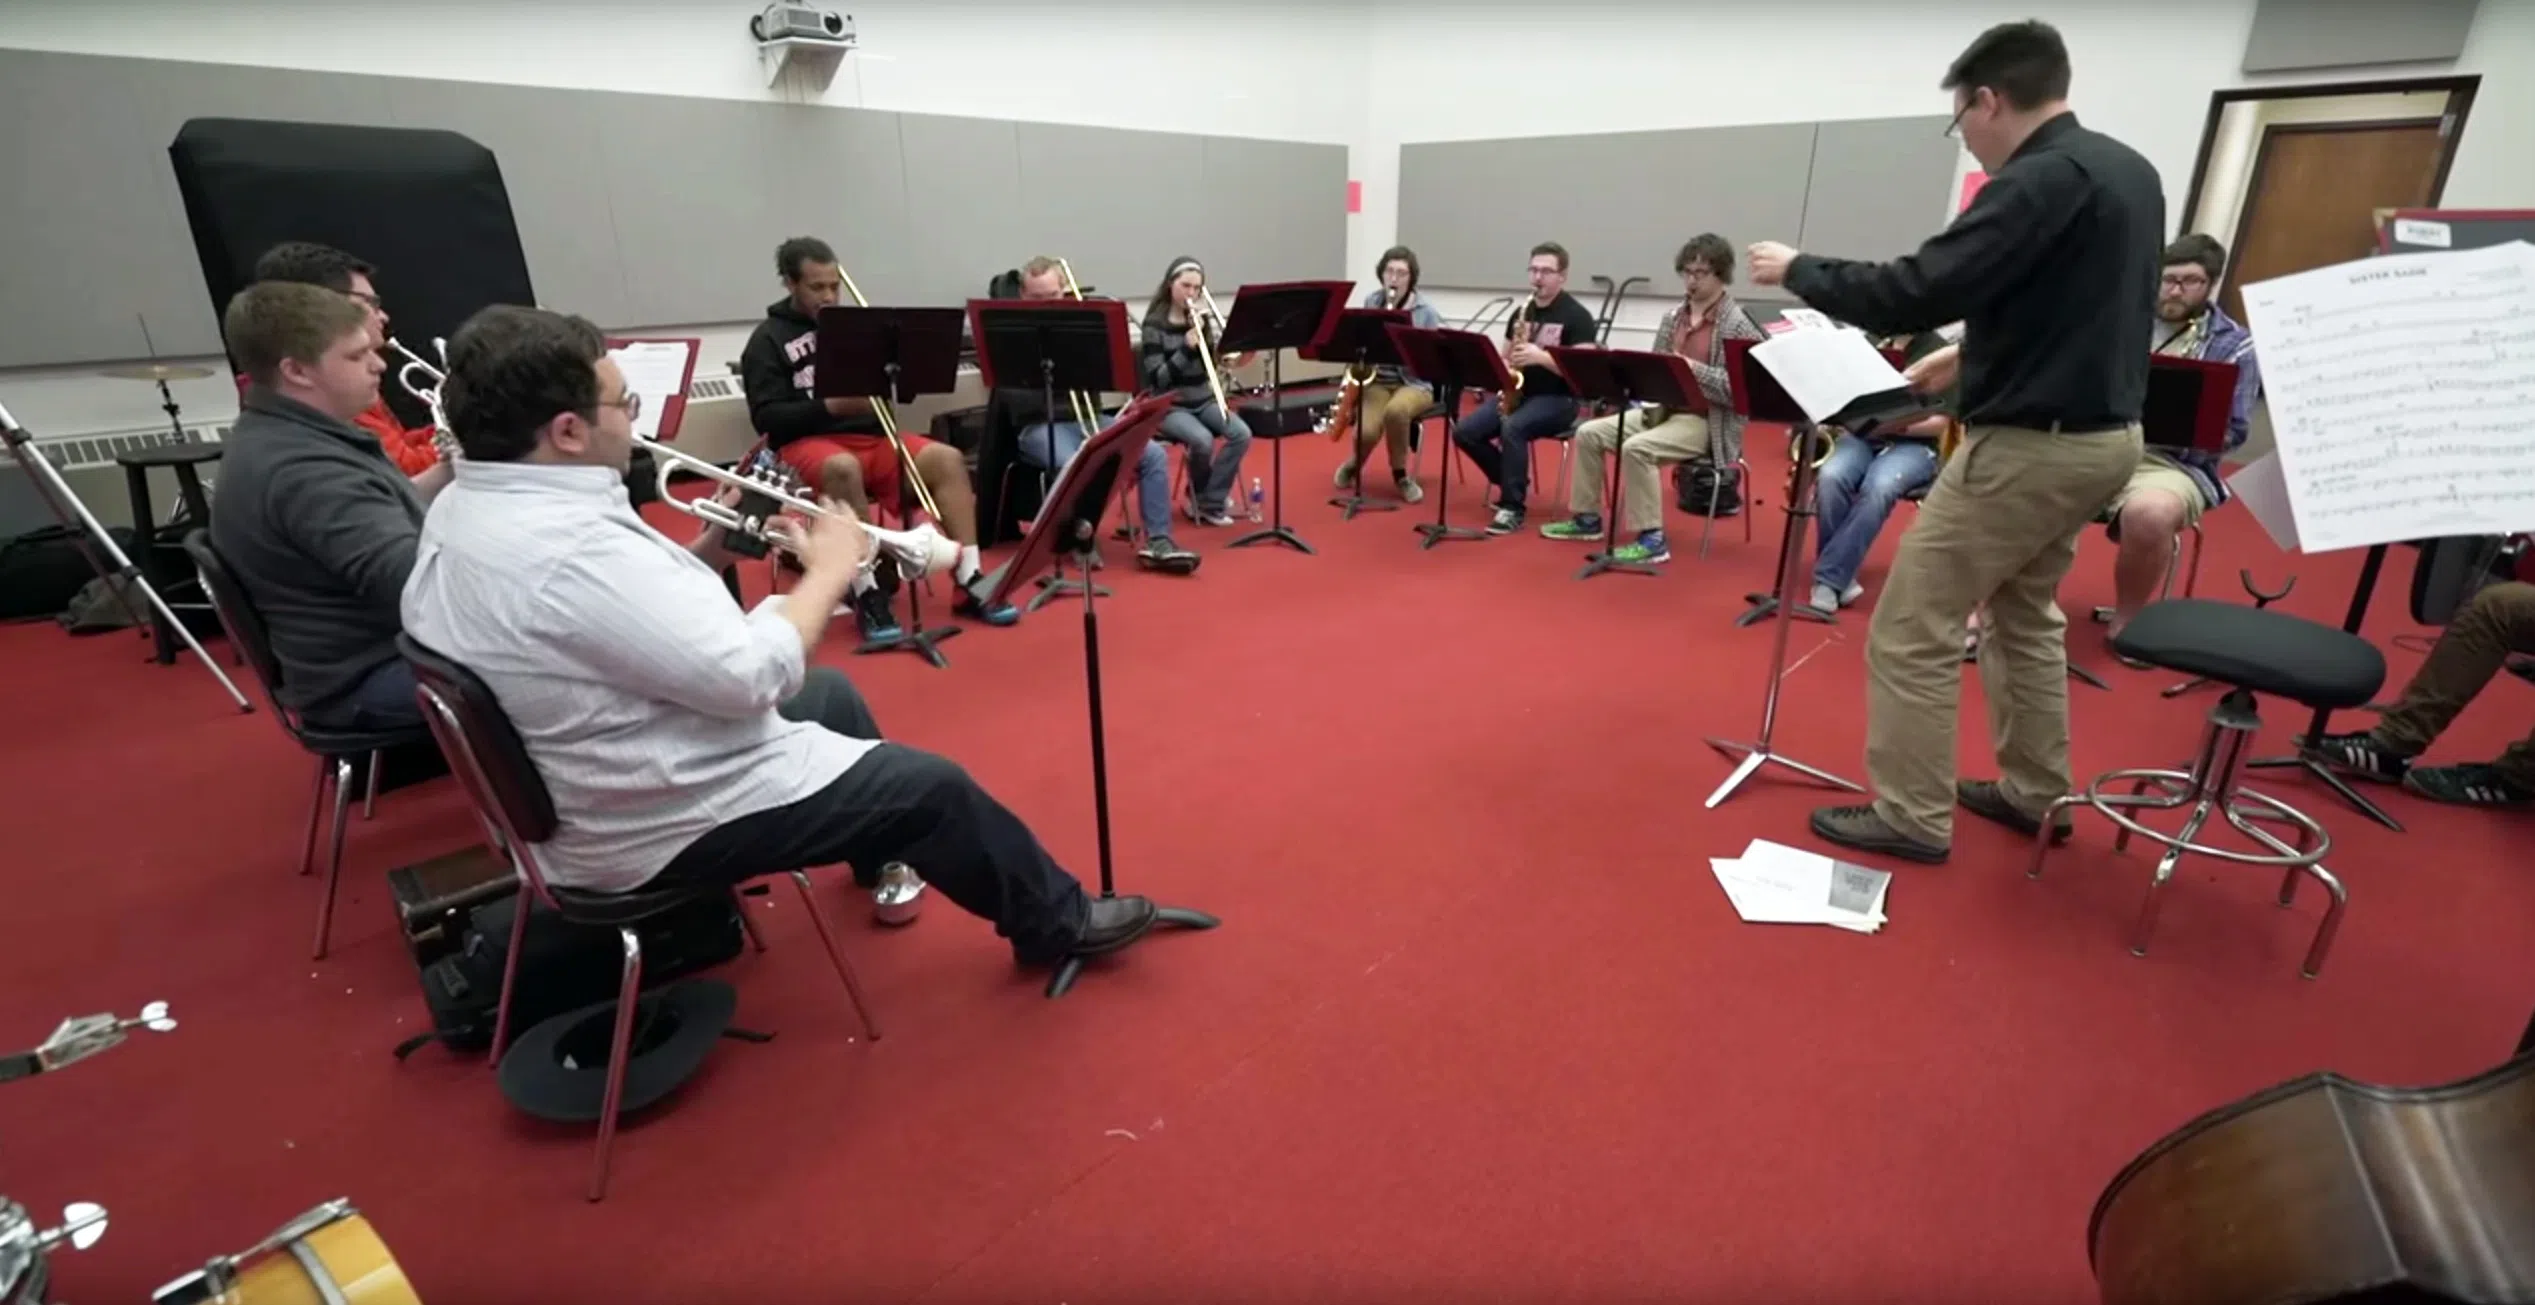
top-left (1347, 180), bottom-right (1363, 214)
top-left (1957, 170), bottom-right (1989, 214)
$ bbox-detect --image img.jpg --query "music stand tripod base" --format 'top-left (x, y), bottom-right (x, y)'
top-left (1046, 905), bottom-right (1221, 999)
top-left (1701, 738), bottom-right (1865, 808)
top-left (2244, 755), bottom-right (2403, 833)
top-left (1735, 593), bottom-right (1835, 628)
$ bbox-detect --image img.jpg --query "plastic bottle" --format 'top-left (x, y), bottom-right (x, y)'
top-left (1247, 476), bottom-right (1265, 522)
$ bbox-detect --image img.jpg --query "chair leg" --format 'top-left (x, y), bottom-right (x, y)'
top-left (311, 756), bottom-right (355, 961)
top-left (732, 888), bottom-right (768, 953)
top-left (486, 882), bottom-right (539, 1067)
top-left (362, 749), bottom-right (383, 820)
top-left (298, 755), bottom-right (330, 877)
top-left (587, 927), bottom-right (644, 1203)
top-left (789, 870), bottom-right (880, 1041)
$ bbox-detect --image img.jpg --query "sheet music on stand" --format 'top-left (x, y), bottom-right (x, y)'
top-left (2239, 241), bottom-right (2535, 552)
top-left (608, 339), bottom-right (698, 442)
top-left (1747, 327), bottom-right (1914, 426)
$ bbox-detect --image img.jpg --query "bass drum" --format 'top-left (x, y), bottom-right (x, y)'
top-left (152, 1202), bottom-right (418, 1305)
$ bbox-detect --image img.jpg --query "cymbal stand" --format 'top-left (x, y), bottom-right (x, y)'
top-left (0, 404), bottom-right (249, 712)
top-left (1704, 420), bottom-right (1860, 807)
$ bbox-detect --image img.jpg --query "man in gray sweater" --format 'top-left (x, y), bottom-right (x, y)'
top-left (210, 281), bottom-right (450, 730)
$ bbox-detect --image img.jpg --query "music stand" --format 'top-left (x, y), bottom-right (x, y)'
top-left (2246, 538), bottom-right (2405, 833)
top-left (979, 394), bottom-right (1221, 999)
top-left (816, 305), bottom-right (970, 670)
top-left (1548, 347), bottom-right (1698, 581)
top-left (0, 402), bottom-right (250, 712)
top-left (1405, 328), bottom-right (1519, 548)
top-left (1217, 280), bottom-right (1351, 555)
top-left (1720, 339), bottom-right (1833, 627)
top-left (1703, 340), bottom-right (1932, 809)
top-left (1305, 307), bottom-right (1412, 520)
top-left (968, 297), bottom-right (1138, 612)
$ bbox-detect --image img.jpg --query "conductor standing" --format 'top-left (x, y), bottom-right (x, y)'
top-left (1746, 20), bottom-right (2162, 864)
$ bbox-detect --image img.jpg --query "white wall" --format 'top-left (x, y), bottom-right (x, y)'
top-left (1354, 0), bottom-right (2533, 348)
top-left (3, 0), bottom-right (2529, 435)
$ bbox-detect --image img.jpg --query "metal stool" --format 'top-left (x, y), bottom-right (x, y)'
top-left (2029, 598), bottom-right (2387, 979)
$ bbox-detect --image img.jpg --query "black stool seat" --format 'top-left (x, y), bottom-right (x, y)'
top-left (116, 442), bottom-right (224, 468)
top-left (550, 881), bottom-right (701, 926)
top-left (2112, 599), bottom-right (2385, 710)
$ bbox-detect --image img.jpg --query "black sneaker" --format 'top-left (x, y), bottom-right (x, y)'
top-left (1137, 537), bottom-right (1200, 575)
top-left (1485, 504), bottom-right (1525, 535)
top-left (2306, 731), bottom-right (2411, 784)
top-left (854, 584), bottom-right (902, 644)
top-left (2404, 763), bottom-right (2535, 808)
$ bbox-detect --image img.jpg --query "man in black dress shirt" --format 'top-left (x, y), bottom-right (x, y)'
top-left (1747, 19), bottom-right (2162, 864)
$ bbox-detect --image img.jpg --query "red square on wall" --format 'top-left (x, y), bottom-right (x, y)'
top-left (1347, 180), bottom-right (1362, 214)
top-left (1957, 170), bottom-right (1989, 214)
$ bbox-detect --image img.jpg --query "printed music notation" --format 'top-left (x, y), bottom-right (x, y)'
top-left (2239, 241), bottom-right (2535, 552)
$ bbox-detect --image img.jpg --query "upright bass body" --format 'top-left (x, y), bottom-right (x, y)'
top-left (2090, 1053), bottom-right (2535, 1305)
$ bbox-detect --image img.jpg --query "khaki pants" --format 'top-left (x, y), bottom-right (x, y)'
top-left (1864, 423), bottom-right (2143, 844)
top-left (1352, 381), bottom-right (1433, 473)
top-left (1570, 408), bottom-right (1711, 533)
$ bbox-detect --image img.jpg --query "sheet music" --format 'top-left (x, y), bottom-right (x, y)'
top-left (1748, 327), bottom-right (1909, 424)
top-left (608, 341), bottom-right (693, 441)
top-left (2226, 452), bottom-right (2301, 551)
top-left (1708, 840), bottom-right (1889, 934)
top-left (2238, 241), bottom-right (2535, 552)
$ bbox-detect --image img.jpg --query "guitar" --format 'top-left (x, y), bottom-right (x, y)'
top-left (2090, 1053), bottom-right (2535, 1305)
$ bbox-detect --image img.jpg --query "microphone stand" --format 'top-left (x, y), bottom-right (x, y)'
top-left (1703, 419), bottom-right (1863, 807)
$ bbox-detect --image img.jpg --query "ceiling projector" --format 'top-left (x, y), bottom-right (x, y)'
top-left (751, 4), bottom-right (853, 45)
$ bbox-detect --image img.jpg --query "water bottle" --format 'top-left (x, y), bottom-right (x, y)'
top-left (1247, 476), bottom-right (1265, 522)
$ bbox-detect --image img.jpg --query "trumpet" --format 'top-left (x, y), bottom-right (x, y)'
top-left (385, 336), bottom-right (461, 461)
top-left (832, 267), bottom-right (942, 522)
top-left (1499, 298), bottom-right (1533, 415)
top-left (640, 436), bottom-right (959, 580)
top-left (1187, 284), bottom-right (1231, 417)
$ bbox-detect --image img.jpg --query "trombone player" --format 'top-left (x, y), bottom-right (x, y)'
top-left (1003, 257), bottom-right (1199, 573)
top-left (740, 236), bottom-right (1019, 629)
top-left (1138, 257), bottom-right (1253, 527)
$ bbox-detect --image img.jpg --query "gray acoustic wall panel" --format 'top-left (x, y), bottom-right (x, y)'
top-left (0, 48), bottom-right (1349, 370)
top-left (2243, 0), bottom-right (2479, 72)
top-left (1796, 116), bottom-right (1960, 264)
top-left (1398, 123), bottom-right (1817, 291)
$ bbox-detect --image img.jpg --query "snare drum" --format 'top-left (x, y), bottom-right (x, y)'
top-left (152, 1201), bottom-right (418, 1305)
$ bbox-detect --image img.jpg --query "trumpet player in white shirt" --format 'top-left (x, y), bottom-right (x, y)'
top-left (401, 305), bottom-right (1162, 964)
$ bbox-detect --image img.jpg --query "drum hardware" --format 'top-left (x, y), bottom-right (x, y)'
top-left (2, 1003), bottom-right (172, 1305)
top-left (150, 1201), bottom-right (419, 1305)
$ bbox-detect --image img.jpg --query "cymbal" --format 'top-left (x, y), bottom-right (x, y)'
top-left (98, 363), bottom-right (215, 383)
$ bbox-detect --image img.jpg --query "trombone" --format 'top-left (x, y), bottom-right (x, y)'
top-left (832, 267), bottom-right (942, 522)
top-left (1187, 282), bottom-right (1231, 417)
top-left (1053, 258), bottom-right (1107, 436)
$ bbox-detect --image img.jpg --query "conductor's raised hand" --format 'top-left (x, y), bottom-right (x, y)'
top-left (1746, 241), bottom-right (1799, 287)
top-left (1901, 343), bottom-right (1961, 395)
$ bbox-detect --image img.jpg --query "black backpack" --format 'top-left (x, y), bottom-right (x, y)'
top-left (394, 885), bottom-right (746, 1059)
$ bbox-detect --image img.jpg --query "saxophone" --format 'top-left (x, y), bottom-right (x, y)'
top-left (1499, 297), bottom-right (1534, 415)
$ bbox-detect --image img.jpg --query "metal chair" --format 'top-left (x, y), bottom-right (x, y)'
top-left (182, 531), bottom-right (431, 960)
top-left (2029, 598), bottom-right (2385, 979)
top-left (398, 635), bottom-right (881, 1202)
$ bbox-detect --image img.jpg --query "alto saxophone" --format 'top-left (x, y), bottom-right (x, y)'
top-left (1499, 298), bottom-right (1533, 416)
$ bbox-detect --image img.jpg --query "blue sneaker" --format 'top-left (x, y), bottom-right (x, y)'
top-left (956, 575), bottom-right (1021, 627)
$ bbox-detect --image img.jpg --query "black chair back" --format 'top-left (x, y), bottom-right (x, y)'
top-left (182, 529), bottom-right (290, 716)
top-left (399, 635), bottom-right (560, 846)
top-left (2412, 535), bottom-right (2510, 627)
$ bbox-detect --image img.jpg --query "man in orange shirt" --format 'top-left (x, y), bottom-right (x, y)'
top-left (248, 242), bottom-right (447, 481)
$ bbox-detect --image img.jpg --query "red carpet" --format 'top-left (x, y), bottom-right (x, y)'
top-left (4, 430), bottom-right (2528, 1302)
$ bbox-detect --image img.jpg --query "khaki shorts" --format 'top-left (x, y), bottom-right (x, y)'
top-left (2108, 457), bottom-right (2210, 529)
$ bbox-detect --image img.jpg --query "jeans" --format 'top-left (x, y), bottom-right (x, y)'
top-left (314, 656), bottom-right (421, 732)
top-left (1813, 435), bottom-right (1939, 593)
top-left (1021, 420), bottom-right (1175, 542)
top-left (1155, 402), bottom-right (1252, 514)
top-left (653, 667), bottom-right (1092, 963)
top-left (1451, 393), bottom-right (1580, 508)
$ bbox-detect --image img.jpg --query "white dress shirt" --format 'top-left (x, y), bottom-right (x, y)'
top-left (401, 460), bottom-right (870, 893)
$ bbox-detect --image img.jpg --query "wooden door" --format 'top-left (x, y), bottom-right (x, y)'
top-left (2223, 120), bottom-right (2446, 322)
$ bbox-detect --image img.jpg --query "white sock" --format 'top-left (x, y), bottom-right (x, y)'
top-left (955, 543), bottom-right (981, 583)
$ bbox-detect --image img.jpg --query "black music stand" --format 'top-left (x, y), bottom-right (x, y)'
top-left (816, 305), bottom-right (970, 669)
top-left (1704, 343), bottom-right (1930, 809)
top-left (1722, 339), bottom-right (1836, 628)
top-left (2246, 540), bottom-right (2404, 832)
top-left (1549, 347), bottom-right (1698, 582)
top-left (1305, 307), bottom-right (1412, 520)
top-left (1217, 280), bottom-right (1351, 555)
top-left (968, 297), bottom-right (1138, 612)
top-left (2080, 354), bottom-right (2246, 691)
top-left (978, 394), bottom-right (1221, 999)
top-left (1404, 328), bottom-right (1517, 548)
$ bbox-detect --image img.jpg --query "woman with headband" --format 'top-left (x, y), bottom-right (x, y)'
top-left (1138, 256), bottom-right (1254, 527)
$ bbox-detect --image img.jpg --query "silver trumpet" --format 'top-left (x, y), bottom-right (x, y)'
top-left (385, 336), bottom-right (461, 461)
top-left (638, 436), bottom-right (961, 581)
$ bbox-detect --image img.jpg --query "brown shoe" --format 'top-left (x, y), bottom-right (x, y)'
top-left (1808, 804), bottom-right (1948, 864)
top-left (1956, 780), bottom-right (2072, 845)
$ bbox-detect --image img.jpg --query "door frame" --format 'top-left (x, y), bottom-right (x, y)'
top-left (2174, 74), bottom-right (2479, 242)
top-left (2224, 117), bottom-right (2450, 292)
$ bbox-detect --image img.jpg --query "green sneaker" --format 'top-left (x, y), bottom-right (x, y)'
top-left (1609, 532), bottom-right (1672, 564)
top-left (1539, 516), bottom-right (1601, 541)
